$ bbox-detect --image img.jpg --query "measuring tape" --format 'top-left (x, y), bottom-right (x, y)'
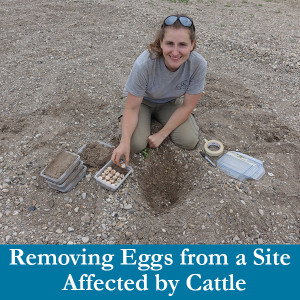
top-left (204, 140), bottom-right (224, 157)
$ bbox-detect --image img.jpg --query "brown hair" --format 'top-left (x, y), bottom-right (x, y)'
top-left (147, 14), bottom-right (196, 59)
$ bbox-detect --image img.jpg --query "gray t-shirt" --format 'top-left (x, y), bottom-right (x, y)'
top-left (123, 50), bottom-right (207, 103)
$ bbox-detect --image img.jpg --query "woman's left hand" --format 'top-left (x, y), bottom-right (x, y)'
top-left (147, 132), bottom-right (166, 148)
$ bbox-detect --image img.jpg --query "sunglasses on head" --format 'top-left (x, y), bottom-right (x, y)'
top-left (162, 15), bottom-right (195, 31)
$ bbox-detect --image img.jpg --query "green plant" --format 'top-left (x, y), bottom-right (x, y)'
top-left (141, 147), bottom-right (150, 158)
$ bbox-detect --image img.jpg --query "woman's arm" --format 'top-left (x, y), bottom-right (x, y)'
top-left (147, 92), bottom-right (202, 148)
top-left (111, 92), bottom-right (143, 166)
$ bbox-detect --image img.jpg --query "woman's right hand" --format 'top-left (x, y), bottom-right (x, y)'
top-left (111, 142), bottom-right (130, 167)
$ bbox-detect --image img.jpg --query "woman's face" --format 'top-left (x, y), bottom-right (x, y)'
top-left (160, 27), bottom-right (195, 72)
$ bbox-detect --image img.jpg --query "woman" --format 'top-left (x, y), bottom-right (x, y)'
top-left (111, 15), bottom-right (207, 166)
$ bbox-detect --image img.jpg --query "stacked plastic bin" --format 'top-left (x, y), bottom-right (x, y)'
top-left (217, 151), bottom-right (265, 181)
top-left (40, 151), bottom-right (86, 193)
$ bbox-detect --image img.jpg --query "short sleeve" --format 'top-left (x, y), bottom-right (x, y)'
top-left (124, 61), bottom-right (148, 98)
top-left (186, 57), bottom-right (207, 95)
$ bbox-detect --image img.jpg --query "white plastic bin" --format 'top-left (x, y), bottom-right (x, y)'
top-left (217, 151), bottom-right (265, 181)
top-left (94, 160), bottom-right (133, 191)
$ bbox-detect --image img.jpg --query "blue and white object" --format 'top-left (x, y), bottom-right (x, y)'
top-left (217, 151), bottom-right (265, 181)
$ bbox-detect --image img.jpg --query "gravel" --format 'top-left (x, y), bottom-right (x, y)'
top-left (0, 0), bottom-right (299, 245)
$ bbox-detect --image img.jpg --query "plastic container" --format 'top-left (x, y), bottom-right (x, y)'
top-left (78, 140), bottom-right (113, 154)
top-left (94, 160), bottom-right (133, 191)
top-left (40, 151), bottom-right (81, 185)
top-left (46, 161), bottom-right (84, 191)
top-left (47, 165), bottom-right (87, 193)
top-left (217, 151), bottom-right (265, 181)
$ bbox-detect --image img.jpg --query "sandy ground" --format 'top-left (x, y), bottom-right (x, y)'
top-left (0, 0), bottom-right (299, 244)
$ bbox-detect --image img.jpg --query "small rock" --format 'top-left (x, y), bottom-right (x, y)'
top-left (268, 172), bottom-right (275, 177)
top-left (28, 206), bottom-right (36, 211)
top-left (82, 193), bottom-right (87, 200)
top-left (162, 228), bottom-right (166, 233)
top-left (233, 235), bottom-right (240, 242)
top-left (56, 229), bottom-right (63, 234)
top-left (257, 238), bottom-right (264, 244)
top-left (101, 233), bottom-right (108, 239)
top-left (86, 173), bottom-right (92, 181)
top-left (2, 183), bottom-right (9, 189)
top-left (125, 232), bottom-right (133, 239)
top-left (124, 204), bottom-right (132, 210)
top-left (82, 236), bottom-right (89, 243)
top-left (81, 214), bottom-right (91, 224)
top-left (259, 209), bottom-right (264, 216)
top-left (68, 227), bottom-right (74, 232)
top-left (74, 207), bottom-right (79, 213)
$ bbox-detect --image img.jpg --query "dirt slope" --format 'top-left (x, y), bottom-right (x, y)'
top-left (0, 0), bottom-right (299, 244)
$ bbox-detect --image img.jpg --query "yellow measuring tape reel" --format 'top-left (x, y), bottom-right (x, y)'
top-left (204, 140), bottom-right (224, 157)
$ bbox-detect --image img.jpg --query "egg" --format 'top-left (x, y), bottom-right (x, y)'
top-left (121, 163), bottom-right (126, 169)
top-left (107, 166), bottom-right (112, 171)
top-left (115, 172), bottom-right (120, 177)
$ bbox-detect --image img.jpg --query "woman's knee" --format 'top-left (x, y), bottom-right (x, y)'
top-left (130, 138), bottom-right (148, 153)
top-left (172, 134), bottom-right (199, 150)
top-left (171, 116), bottom-right (199, 149)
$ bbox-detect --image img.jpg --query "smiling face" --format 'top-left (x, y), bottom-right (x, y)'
top-left (160, 27), bottom-right (195, 72)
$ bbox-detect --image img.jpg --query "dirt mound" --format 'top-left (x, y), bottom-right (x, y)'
top-left (0, 0), bottom-right (299, 245)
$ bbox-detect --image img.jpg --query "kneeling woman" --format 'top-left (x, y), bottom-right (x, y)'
top-left (112, 15), bottom-right (207, 166)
